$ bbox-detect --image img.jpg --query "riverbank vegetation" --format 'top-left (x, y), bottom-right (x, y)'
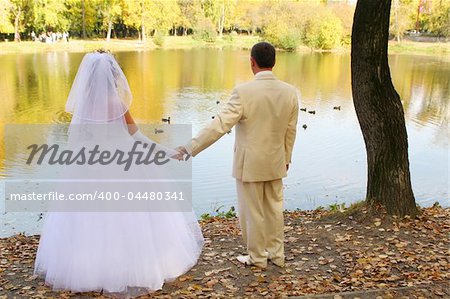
top-left (1, 36), bottom-right (449, 56)
top-left (0, 0), bottom-right (449, 51)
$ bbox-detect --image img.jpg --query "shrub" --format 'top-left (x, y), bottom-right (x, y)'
top-left (262, 21), bottom-right (301, 51)
top-left (193, 19), bottom-right (217, 43)
top-left (224, 30), bottom-right (238, 42)
top-left (303, 13), bottom-right (344, 50)
top-left (153, 33), bottom-right (165, 47)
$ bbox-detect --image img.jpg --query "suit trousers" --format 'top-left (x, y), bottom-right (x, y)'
top-left (236, 179), bottom-right (285, 267)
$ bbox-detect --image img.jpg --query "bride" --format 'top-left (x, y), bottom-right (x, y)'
top-left (34, 50), bottom-right (204, 296)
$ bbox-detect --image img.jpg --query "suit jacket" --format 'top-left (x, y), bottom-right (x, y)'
top-left (185, 71), bottom-right (299, 182)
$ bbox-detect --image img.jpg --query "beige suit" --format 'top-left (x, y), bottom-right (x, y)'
top-left (186, 71), bottom-right (299, 267)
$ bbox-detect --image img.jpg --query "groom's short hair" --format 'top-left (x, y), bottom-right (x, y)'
top-left (251, 42), bottom-right (276, 68)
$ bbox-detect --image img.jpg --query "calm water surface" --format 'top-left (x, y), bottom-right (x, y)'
top-left (0, 49), bottom-right (448, 236)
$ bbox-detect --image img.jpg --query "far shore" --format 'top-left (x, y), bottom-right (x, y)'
top-left (1, 36), bottom-right (449, 56)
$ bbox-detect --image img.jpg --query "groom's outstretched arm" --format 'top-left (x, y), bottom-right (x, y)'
top-left (185, 89), bottom-right (243, 157)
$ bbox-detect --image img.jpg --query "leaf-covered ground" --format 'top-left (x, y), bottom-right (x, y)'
top-left (1, 206), bottom-right (449, 298)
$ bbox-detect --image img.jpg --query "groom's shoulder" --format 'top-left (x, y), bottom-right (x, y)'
top-left (234, 78), bottom-right (298, 95)
top-left (233, 80), bottom-right (254, 94)
top-left (277, 79), bottom-right (298, 93)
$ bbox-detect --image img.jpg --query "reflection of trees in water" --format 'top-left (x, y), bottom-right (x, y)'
top-left (390, 54), bottom-right (449, 127)
top-left (276, 52), bottom-right (352, 103)
top-left (0, 50), bottom-right (448, 159)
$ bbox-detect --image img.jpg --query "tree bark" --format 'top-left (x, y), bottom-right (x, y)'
top-left (106, 19), bottom-right (112, 41)
top-left (218, 3), bottom-right (225, 37)
top-left (82, 0), bottom-right (86, 39)
top-left (140, 1), bottom-right (146, 42)
top-left (14, 6), bottom-right (21, 42)
top-left (142, 24), bottom-right (146, 42)
top-left (393, 0), bottom-right (401, 42)
top-left (351, 0), bottom-right (418, 216)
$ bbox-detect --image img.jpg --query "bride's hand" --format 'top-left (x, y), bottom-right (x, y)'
top-left (170, 152), bottom-right (184, 161)
top-left (175, 146), bottom-right (191, 161)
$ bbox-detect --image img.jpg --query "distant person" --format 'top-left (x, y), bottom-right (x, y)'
top-left (14, 32), bottom-right (21, 42)
top-left (31, 31), bottom-right (36, 42)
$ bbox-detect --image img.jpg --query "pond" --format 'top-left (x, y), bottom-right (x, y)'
top-left (0, 49), bottom-right (448, 237)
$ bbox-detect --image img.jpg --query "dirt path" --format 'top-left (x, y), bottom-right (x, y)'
top-left (1, 206), bottom-right (449, 298)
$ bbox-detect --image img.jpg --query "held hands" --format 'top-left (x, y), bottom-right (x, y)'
top-left (172, 146), bottom-right (191, 161)
top-left (170, 152), bottom-right (185, 161)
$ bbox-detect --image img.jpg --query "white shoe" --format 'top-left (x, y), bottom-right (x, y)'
top-left (236, 255), bottom-right (267, 268)
top-left (236, 255), bottom-right (252, 266)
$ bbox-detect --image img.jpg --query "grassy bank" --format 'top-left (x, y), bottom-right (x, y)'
top-left (0, 35), bottom-right (259, 55)
top-left (388, 40), bottom-right (450, 56)
top-left (0, 35), bottom-right (449, 56)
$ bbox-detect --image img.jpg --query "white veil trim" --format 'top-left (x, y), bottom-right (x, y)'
top-left (65, 52), bottom-right (132, 122)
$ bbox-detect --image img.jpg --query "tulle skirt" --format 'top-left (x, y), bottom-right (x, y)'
top-left (34, 211), bottom-right (204, 296)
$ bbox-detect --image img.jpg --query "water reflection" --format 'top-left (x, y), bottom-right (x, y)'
top-left (0, 49), bottom-right (448, 236)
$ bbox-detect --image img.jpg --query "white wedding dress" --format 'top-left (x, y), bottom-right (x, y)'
top-left (34, 52), bottom-right (204, 296)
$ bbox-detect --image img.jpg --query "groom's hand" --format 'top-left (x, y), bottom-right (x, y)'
top-left (170, 152), bottom-right (184, 161)
top-left (175, 146), bottom-right (191, 161)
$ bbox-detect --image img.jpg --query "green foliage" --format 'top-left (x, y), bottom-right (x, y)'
top-left (64, 0), bottom-right (97, 37)
top-left (389, 0), bottom-right (417, 41)
top-left (261, 1), bottom-right (347, 51)
top-left (303, 12), bottom-right (343, 50)
top-left (0, 0), bottom-right (14, 33)
top-left (193, 18), bottom-right (216, 42)
top-left (32, 0), bottom-right (70, 32)
top-left (263, 20), bottom-right (301, 51)
top-left (223, 30), bottom-right (237, 42)
top-left (328, 202), bottom-right (346, 212)
top-left (2, 0), bottom-right (448, 49)
top-left (423, 0), bottom-right (450, 38)
top-left (153, 32), bottom-right (165, 46)
top-left (200, 206), bottom-right (236, 220)
top-left (260, 2), bottom-right (304, 51)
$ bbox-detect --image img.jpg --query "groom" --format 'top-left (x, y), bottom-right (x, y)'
top-left (178, 42), bottom-right (299, 268)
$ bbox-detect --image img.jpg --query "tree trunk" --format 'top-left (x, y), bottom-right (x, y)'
top-left (415, 1), bottom-right (421, 33)
top-left (218, 3), bottom-right (225, 37)
top-left (82, 0), bottom-right (86, 39)
top-left (351, 0), bottom-right (418, 217)
top-left (393, 0), bottom-right (401, 42)
top-left (142, 24), bottom-right (146, 42)
top-left (14, 6), bottom-right (21, 42)
top-left (106, 19), bottom-right (112, 41)
top-left (140, 1), bottom-right (146, 42)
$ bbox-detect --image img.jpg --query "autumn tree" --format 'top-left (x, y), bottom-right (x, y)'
top-left (424, 0), bottom-right (450, 39)
top-left (351, 0), bottom-right (418, 216)
top-left (0, 0), bottom-right (14, 34)
top-left (10, 0), bottom-right (30, 41)
top-left (390, 0), bottom-right (417, 42)
top-left (201, 0), bottom-right (236, 37)
top-left (64, 0), bottom-right (97, 38)
top-left (177, 0), bottom-right (203, 35)
top-left (32, 0), bottom-right (70, 32)
top-left (100, 0), bottom-right (122, 41)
